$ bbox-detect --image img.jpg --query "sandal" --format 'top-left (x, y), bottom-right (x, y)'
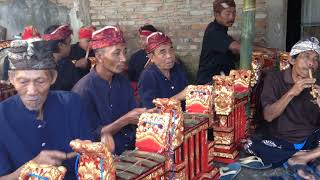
top-left (239, 156), bottom-right (272, 170)
top-left (219, 162), bottom-right (242, 180)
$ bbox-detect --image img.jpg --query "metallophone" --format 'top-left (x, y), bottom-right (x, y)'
top-left (15, 50), bottom-right (292, 178)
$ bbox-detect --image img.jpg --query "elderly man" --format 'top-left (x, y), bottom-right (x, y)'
top-left (72, 26), bottom-right (147, 155)
top-left (196, 0), bottom-right (271, 85)
top-left (43, 24), bottom-right (80, 91)
top-left (138, 32), bottom-right (188, 109)
top-left (0, 40), bottom-right (93, 179)
top-left (244, 38), bottom-right (320, 167)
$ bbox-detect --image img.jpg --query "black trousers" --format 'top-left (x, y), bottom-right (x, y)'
top-left (244, 129), bottom-right (320, 168)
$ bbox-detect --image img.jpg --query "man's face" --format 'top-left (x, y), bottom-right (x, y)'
top-left (149, 43), bottom-right (175, 71)
top-left (79, 38), bottom-right (90, 51)
top-left (215, 7), bottom-right (236, 27)
top-left (9, 70), bottom-right (57, 111)
top-left (59, 36), bottom-right (72, 58)
top-left (291, 50), bottom-right (319, 78)
top-left (96, 43), bottom-right (127, 74)
top-left (139, 35), bottom-right (148, 49)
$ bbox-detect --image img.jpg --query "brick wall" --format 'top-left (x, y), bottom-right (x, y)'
top-left (0, 0), bottom-right (269, 79)
top-left (49, 0), bottom-right (73, 8)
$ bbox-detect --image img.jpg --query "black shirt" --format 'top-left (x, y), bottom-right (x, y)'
top-left (51, 58), bottom-right (81, 91)
top-left (261, 68), bottom-right (320, 143)
top-left (128, 49), bottom-right (148, 82)
top-left (196, 20), bottom-right (237, 85)
top-left (69, 42), bottom-right (94, 78)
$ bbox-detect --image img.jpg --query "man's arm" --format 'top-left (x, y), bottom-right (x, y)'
top-left (138, 71), bottom-right (160, 108)
top-left (171, 86), bottom-right (188, 101)
top-left (263, 78), bottom-right (316, 122)
top-left (0, 168), bottom-right (21, 180)
top-left (229, 41), bottom-right (241, 54)
top-left (101, 108), bottom-right (146, 135)
top-left (0, 150), bottom-right (75, 180)
top-left (74, 57), bottom-right (88, 69)
top-left (229, 41), bottom-right (274, 55)
top-left (263, 91), bottom-right (295, 122)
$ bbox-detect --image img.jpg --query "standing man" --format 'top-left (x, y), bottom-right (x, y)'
top-left (196, 0), bottom-right (271, 85)
top-left (72, 26), bottom-right (147, 155)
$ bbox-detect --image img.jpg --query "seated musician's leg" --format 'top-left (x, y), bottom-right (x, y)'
top-left (244, 137), bottom-right (297, 167)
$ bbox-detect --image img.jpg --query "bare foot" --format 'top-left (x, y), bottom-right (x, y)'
top-left (288, 155), bottom-right (308, 165)
top-left (297, 169), bottom-right (316, 180)
top-left (294, 150), bottom-right (310, 157)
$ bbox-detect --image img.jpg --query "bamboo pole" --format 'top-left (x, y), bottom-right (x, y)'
top-left (240, 0), bottom-right (256, 70)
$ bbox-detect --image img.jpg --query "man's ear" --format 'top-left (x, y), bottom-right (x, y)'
top-left (95, 48), bottom-right (107, 63)
top-left (148, 53), bottom-right (154, 62)
top-left (95, 51), bottom-right (103, 63)
top-left (50, 70), bottom-right (58, 85)
top-left (8, 71), bottom-right (15, 84)
top-left (288, 56), bottom-right (295, 66)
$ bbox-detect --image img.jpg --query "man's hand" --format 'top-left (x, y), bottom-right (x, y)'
top-left (288, 78), bottom-right (316, 97)
top-left (261, 48), bottom-right (275, 57)
top-left (314, 85), bottom-right (320, 108)
top-left (101, 133), bottom-right (115, 153)
top-left (100, 108), bottom-right (147, 136)
top-left (171, 85), bottom-right (188, 101)
top-left (147, 107), bottom-right (157, 113)
top-left (123, 108), bottom-right (147, 125)
top-left (74, 58), bottom-right (88, 69)
top-left (32, 150), bottom-right (76, 166)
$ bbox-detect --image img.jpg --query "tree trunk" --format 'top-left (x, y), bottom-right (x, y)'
top-left (240, 0), bottom-right (256, 70)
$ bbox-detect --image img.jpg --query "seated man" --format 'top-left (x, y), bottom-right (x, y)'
top-left (128, 24), bottom-right (157, 83)
top-left (21, 25), bottom-right (41, 40)
top-left (244, 38), bottom-right (320, 167)
top-left (43, 24), bottom-right (80, 91)
top-left (72, 26), bottom-right (147, 155)
top-left (69, 25), bottom-right (96, 78)
top-left (0, 40), bottom-right (93, 179)
top-left (138, 32), bottom-right (188, 108)
top-left (0, 41), bottom-right (10, 81)
top-left (128, 24), bottom-right (158, 103)
top-left (0, 26), bottom-right (41, 81)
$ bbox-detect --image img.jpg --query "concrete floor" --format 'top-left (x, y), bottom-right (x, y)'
top-left (234, 166), bottom-right (287, 180)
top-left (214, 160), bottom-right (288, 180)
